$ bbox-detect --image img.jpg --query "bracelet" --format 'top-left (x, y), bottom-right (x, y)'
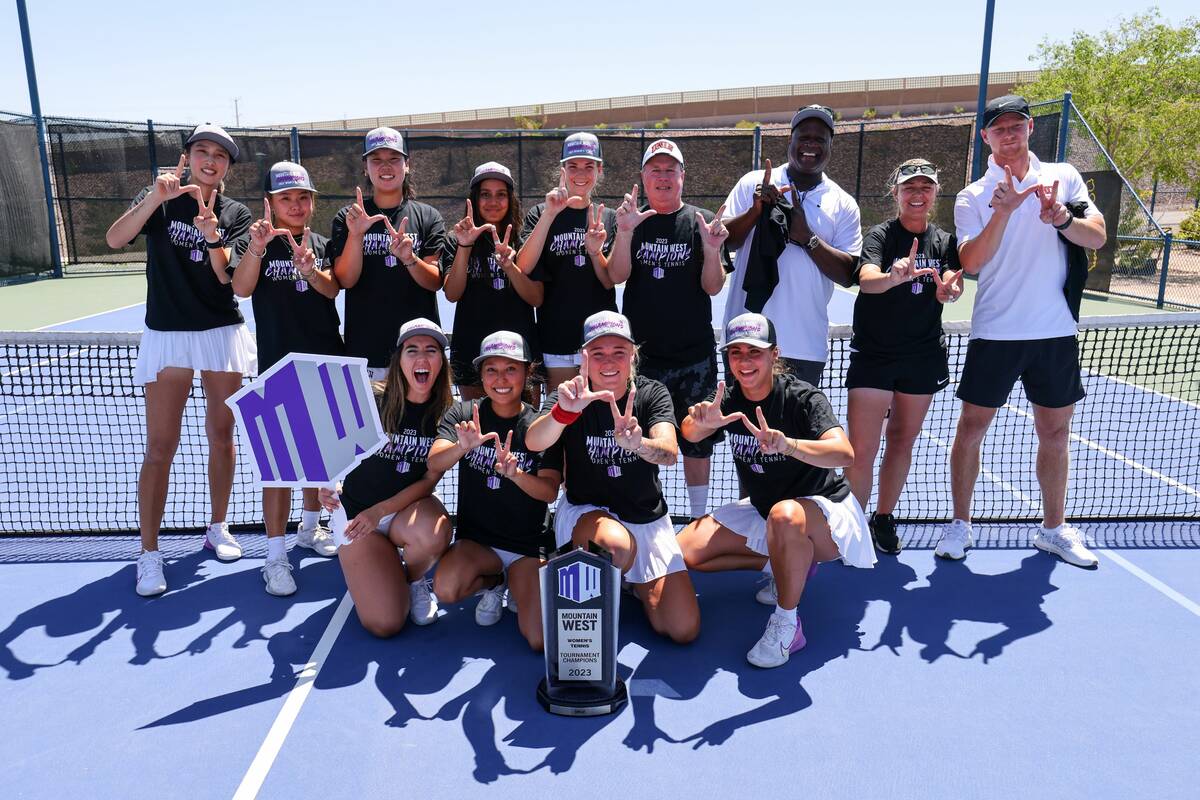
top-left (247, 246), bottom-right (266, 260)
top-left (203, 237), bottom-right (225, 250)
top-left (298, 266), bottom-right (316, 279)
top-left (550, 403), bottom-right (581, 425)
top-left (1053, 214), bottom-right (1074, 231)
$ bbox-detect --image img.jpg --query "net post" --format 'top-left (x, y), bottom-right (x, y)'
top-left (1055, 92), bottom-right (1071, 163)
top-left (1157, 232), bottom-right (1172, 309)
top-left (752, 125), bottom-right (761, 171)
top-left (290, 127), bottom-right (300, 163)
top-left (16, 0), bottom-right (63, 279)
top-left (146, 119), bottom-right (158, 179)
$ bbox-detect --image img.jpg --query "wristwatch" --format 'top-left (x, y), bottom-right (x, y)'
top-left (805, 234), bottom-right (820, 251)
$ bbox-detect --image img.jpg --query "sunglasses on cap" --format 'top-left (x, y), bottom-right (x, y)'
top-left (896, 163), bottom-right (937, 178)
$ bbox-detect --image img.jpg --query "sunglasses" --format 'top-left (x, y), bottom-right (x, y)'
top-left (896, 163), bottom-right (938, 178)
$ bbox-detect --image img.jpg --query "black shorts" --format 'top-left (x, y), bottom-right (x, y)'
top-left (846, 350), bottom-right (950, 395)
top-left (780, 357), bottom-right (825, 388)
top-left (957, 336), bottom-right (1085, 409)
top-left (640, 353), bottom-right (721, 458)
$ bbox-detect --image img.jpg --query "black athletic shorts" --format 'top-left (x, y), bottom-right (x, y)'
top-left (846, 350), bottom-right (950, 395)
top-left (640, 353), bottom-right (721, 458)
top-left (957, 336), bottom-right (1085, 409)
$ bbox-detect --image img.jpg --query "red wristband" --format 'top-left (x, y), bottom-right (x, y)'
top-left (550, 403), bottom-right (581, 425)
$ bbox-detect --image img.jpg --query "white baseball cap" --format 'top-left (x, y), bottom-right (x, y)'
top-left (581, 311), bottom-right (635, 347)
top-left (641, 138), bottom-right (684, 168)
top-left (472, 330), bottom-right (532, 368)
top-left (721, 313), bottom-right (777, 350)
top-left (395, 317), bottom-right (448, 349)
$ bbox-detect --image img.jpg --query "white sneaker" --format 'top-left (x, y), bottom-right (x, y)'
top-left (475, 583), bottom-right (505, 626)
top-left (262, 556), bottom-right (297, 596)
top-left (754, 574), bottom-right (777, 606)
top-left (935, 519), bottom-right (974, 560)
top-left (746, 613), bottom-right (807, 668)
top-left (1034, 524), bottom-right (1098, 568)
top-left (204, 522), bottom-right (243, 562)
top-left (136, 550), bottom-right (166, 597)
top-left (506, 587), bottom-right (518, 615)
top-left (409, 578), bottom-right (438, 626)
top-left (296, 524), bottom-right (338, 557)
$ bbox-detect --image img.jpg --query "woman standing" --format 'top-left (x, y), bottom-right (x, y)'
top-left (443, 162), bottom-right (541, 400)
top-left (232, 162), bottom-right (343, 595)
top-left (844, 159), bottom-right (963, 554)
top-left (526, 311), bottom-right (700, 643)
top-left (678, 313), bottom-right (876, 668)
top-left (516, 133), bottom-right (617, 388)
top-left (428, 332), bottom-right (561, 650)
top-left (319, 319), bottom-right (454, 634)
top-left (328, 128), bottom-right (447, 380)
top-left (105, 124), bottom-right (254, 597)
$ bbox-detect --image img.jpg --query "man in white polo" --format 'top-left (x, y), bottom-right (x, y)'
top-left (721, 105), bottom-right (861, 386)
top-left (939, 95), bottom-right (1107, 567)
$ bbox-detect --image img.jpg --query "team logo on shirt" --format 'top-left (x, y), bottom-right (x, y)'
top-left (635, 238), bottom-right (692, 280)
top-left (463, 442), bottom-right (535, 485)
top-left (729, 432), bottom-right (786, 469)
top-left (468, 252), bottom-right (508, 290)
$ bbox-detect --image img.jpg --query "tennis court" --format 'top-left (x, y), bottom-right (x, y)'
top-left (1, 282), bottom-right (1197, 799)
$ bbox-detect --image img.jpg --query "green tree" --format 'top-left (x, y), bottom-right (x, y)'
top-left (1015, 8), bottom-right (1200, 194)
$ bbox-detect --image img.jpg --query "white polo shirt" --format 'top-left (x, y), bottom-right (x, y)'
top-left (955, 153), bottom-right (1100, 341)
top-left (723, 171), bottom-right (862, 362)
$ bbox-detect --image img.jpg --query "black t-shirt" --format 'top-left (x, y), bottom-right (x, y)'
top-left (233, 232), bottom-right (343, 371)
top-left (133, 187), bottom-right (252, 331)
top-left (327, 197), bottom-right (448, 367)
top-left (442, 234), bottom-right (538, 365)
top-left (339, 397), bottom-right (439, 518)
top-left (436, 399), bottom-right (562, 557)
top-left (539, 375), bottom-right (675, 523)
top-left (720, 373), bottom-right (850, 518)
top-left (524, 203), bottom-right (617, 354)
top-left (621, 204), bottom-right (728, 366)
top-left (851, 219), bottom-right (959, 357)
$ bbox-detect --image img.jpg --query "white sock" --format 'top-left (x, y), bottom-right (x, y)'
top-left (301, 510), bottom-right (320, 531)
top-left (267, 536), bottom-right (286, 561)
top-left (207, 521), bottom-right (225, 535)
top-left (1041, 522), bottom-right (1062, 533)
top-left (773, 605), bottom-right (797, 625)
top-left (687, 485), bottom-right (709, 518)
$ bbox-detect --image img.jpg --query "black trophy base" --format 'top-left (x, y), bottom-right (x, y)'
top-left (537, 678), bottom-right (628, 717)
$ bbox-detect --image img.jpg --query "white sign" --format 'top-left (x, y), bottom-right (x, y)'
top-left (557, 609), bottom-right (601, 680)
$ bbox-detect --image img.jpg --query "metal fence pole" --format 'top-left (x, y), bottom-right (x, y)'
top-left (1149, 178), bottom-right (1158, 215)
top-left (854, 122), bottom-right (865, 200)
top-left (970, 0), bottom-right (997, 181)
top-left (16, 0), bottom-right (63, 278)
top-left (752, 125), bottom-right (761, 171)
top-left (147, 119), bottom-right (158, 178)
top-left (1157, 232), bottom-right (1173, 309)
top-left (1055, 91), bottom-right (1071, 163)
top-left (290, 127), bottom-right (300, 163)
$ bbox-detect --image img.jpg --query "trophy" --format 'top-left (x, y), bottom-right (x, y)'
top-left (537, 542), bottom-right (628, 716)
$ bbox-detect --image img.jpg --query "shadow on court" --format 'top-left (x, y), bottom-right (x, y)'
top-left (0, 546), bottom-right (1062, 785)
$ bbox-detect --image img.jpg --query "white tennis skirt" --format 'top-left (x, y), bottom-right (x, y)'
top-left (134, 324), bottom-right (257, 385)
top-left (711, 494), bottom-right (877, 569)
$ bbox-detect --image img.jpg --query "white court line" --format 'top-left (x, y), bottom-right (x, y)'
top-left (33, 301), bottom-right (145, 331)
top-left (919, 426), bottom-right (1200, 618)
top-left (233, 592), bottom-right (354, 800)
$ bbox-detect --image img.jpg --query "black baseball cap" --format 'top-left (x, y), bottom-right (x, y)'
top-left (790, 105), bottom-right (835, 133)
top-left (982, 95), bottom-right (1031, 128)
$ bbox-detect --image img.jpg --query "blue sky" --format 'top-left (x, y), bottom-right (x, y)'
top-left (0, 1), bottom-right (1193, 126)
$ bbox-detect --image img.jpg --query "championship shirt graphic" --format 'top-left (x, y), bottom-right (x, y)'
top-left (548, 229), bottom-right (588, 266)
top-left (378, 427), bottom-right (434, 475)
top-left (468, 252), bottom-right (508, 290)
top-left (904, 254), bottom-right (943, 295)
top-left (463, 443), bottom-right (535, 488)
top-left (586, 429), bottom-right (638, 478)
top-left (362, 232), bottom-right (422, 268)
top-left (635, 238), bottom-right (692, 280)
top-left (729, 432), bottom-right (784, 473)
top-left (264, 256), bottom-right (329, 292)
top-left (168, 220), bottom-right (225, 263)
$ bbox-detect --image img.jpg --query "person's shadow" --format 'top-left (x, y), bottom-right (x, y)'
top-left (873, 553), bottom-right (1058, 663)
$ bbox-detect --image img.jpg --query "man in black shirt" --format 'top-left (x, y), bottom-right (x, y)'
top-left (610, 139), bottom-right (730, 520)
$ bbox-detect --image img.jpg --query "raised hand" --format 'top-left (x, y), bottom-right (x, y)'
top-left (743, 406), bottom-right (792, 456)
top-left (286, 227), bottom-right (316, 276)
top-left (989, 165), bottom-right (1039, 216)
top-left (698, 203), bottom-right (729, 250)
top-left (347, 186), bottom-right (388, 236)
top-left (154, 154), bottom-right (203, 205)
top-left (453, 199), bottom-right (495, 246)
top-left (890, 237), bottom-right (936, 284)
top-left (1037, 180), bottom-right (1067, 226)
top-left (493, 430), bottom-right (519, 478)
top-left (687, 380), bottom-right (744, 429)
top-left (556, 350), bottom-right (615, 413)
top-left (193, 187), bottom-right (220, 242)
top-left (455, 403), bottom-right (501, 452)
top-left (609, 383), bottom-right (643, 452)
top-left (616, 184), bottom-right (657, 233)
top-left (385, 216), bottom-right (415, 264)
top-left (752, 158), bottom-right (791, 207)
top-left (932, 266), bottom-right (964, 304)
top-left (493, 224), bottom-right (516, 269)
top-left (584, 203), bottom-right (608, 257)
top-left (249, 197), bottom-right (294, 251)
top-left (545, 178), bottom-right (571, 216)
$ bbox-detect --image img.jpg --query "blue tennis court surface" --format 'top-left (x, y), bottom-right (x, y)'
top-left (2, 530), bottom-right (1198, 799)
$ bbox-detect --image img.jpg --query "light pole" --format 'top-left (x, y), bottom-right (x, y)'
top-left (971, 0), bottom-right (997, 182)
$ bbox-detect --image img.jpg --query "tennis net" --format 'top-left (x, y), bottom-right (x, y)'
top-left (2, 313), bottom-right (1197, 534)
